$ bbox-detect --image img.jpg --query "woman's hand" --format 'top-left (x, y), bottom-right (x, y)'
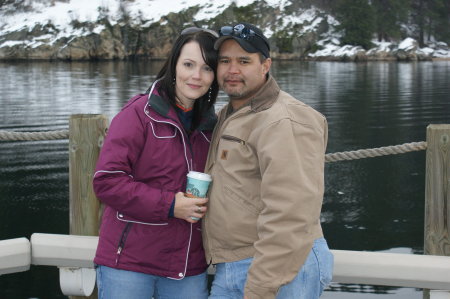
top-left (174, 192), bottom-right (208, 223)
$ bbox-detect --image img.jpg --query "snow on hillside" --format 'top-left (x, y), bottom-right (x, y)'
top-left (0, 0), bottom-right (291, 35)
top-left (0, 0), bottom-right (449, 59)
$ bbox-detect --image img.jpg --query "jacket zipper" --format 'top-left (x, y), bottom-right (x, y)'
top-left (165, 115), bottom-right (194, 171)
top-left (148, 114), bottom-right (195, 274)
top-left (115, 222), bottom-right (133, 265)
top-left (205, 108), bottom-right (251, 261)
top-left (221, 134), bottom-right (246, 145)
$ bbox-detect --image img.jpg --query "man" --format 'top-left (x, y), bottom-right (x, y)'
top-left (202, 23), bottom-right (334, 299)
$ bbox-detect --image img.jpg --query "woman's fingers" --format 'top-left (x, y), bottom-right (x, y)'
top-left (174, 192), bottom-right (208, 222)
top-left (193, 205), bottom-right (208, 215)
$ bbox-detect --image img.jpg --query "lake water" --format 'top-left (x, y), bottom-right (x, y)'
top-left (0, 60), bottom-right (449, 298)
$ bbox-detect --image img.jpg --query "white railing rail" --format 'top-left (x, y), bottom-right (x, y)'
top-left (31, 233), bottom-right (98, 296)
top-left (31, 233), bottom-right (98, 268)
top-left (1, 234), bottom-right (450, 298)
top-left (332, 249), bottom-right (450, 290)
top-left (0, 237), bottom-right (30, 275)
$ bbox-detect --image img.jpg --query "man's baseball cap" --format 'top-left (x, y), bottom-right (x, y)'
top-left (215, 23), bottom-right (270, 58)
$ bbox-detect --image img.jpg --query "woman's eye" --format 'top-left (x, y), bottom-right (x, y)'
top-left (203, 65), bottom-right (213, 72)
top-left (184, 62), bottom-right (193, 67)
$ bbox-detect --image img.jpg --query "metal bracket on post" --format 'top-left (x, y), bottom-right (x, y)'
top-left (30, 233), bottom-right (99, 297)
top-left (59, 267), bottom-right (96, 296)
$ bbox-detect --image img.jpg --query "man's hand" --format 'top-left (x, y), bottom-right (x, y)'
top-left (174, 192), bottom-right (208, 223)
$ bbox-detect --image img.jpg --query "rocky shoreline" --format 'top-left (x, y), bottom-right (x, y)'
top-left (1, 23), bottom-right (448, 62)
top-left (1, 2), bottom-right (449, 62)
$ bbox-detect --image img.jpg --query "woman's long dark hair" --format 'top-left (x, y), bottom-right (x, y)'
top-left (156, 30), bottom-right (219, 131)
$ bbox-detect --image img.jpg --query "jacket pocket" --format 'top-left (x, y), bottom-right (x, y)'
top-left (116, 212), bottom-right (169, 226)
top-left (223, 186), bottom-right (259, 216)
top-left (115, 222), bottom-right (133, 265)
top-left (221, 134), bottom-right (246, 145)
top-left (149, 121), bottom-right (177, 138)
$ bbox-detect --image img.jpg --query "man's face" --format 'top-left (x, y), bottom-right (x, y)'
top-left (217, 39), bottom-right (271, 105)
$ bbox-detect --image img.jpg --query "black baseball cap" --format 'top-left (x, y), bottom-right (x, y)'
top-left (215, 23), bottom-right (270, 58)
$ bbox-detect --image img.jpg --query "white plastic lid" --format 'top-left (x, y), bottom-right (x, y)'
top-left (187, 171), bottom-right (212, 182)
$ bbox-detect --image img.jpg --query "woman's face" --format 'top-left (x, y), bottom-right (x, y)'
top-left (175, 41), bottom-right (215, 108)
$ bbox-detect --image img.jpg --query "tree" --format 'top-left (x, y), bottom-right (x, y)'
top-left (429, 0), bottom-right (450, 44)
top-left (0, 0), bottom-right (16, 7)
top-left (411, 0), bottom-right (450, 46)
top-left (372, 0), bottom-right (411, 42)
top-left (334, 0), bottom-right (376, 49)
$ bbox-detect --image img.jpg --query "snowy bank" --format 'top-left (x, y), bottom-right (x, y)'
top-left (0, 0), bottom-right (449, 61)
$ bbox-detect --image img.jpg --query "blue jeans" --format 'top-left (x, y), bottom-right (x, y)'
top-left (96, 265), bottom-right (208, 299)
top-left (209, 238), bottom-right (333, 299)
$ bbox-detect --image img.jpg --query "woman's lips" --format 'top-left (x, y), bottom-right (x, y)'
top-left (187, 83), bottom-right (202, 89)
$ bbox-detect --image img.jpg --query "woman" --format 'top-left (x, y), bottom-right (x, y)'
top-left (92, 28), bottom-right (219, 299)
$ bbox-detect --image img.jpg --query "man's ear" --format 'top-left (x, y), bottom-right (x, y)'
top-left (262, 58), bottom-right (272, 77)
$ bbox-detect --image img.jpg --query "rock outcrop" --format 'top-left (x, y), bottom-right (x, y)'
top-left (0, 1), bottom-right (449, 61)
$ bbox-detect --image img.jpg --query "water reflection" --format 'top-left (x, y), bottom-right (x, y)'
top-left (0, 60), bottom-right (449, 298)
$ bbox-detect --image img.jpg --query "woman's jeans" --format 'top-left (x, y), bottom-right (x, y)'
top-left (96, 265), bottom-right (208, 299)
top-left (209, 238), bottom-right (334, 299)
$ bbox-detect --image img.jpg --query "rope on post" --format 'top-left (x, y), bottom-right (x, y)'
top-left (325, 141), bottom-right (427, 162)
top-left (0, 130), bottom-right (69, 141)
top-left (0, 129), bottom-right (428, 162)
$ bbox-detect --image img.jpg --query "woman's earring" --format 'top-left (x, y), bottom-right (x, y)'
top-left (173, 77), bottom-right (176, 85)
top-left (208, 88), bottom-right (212, 102)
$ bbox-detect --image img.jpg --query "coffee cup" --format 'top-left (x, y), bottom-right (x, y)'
top-left (186, 171), bottom-right (212, 198)
top-left (186, 171), bottom-right (212, 220)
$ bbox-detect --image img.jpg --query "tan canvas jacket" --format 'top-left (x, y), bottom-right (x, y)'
top-left (202, 76), bottom-right (328, 299)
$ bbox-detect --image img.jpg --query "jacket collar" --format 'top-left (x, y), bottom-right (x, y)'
top-left (197, 106), bottom-right (217, 131)
top-left (147, 80), bottom-right (217, 131)
top-left (147, 80), bottom-right (174, 118)
top-left (249, 75), bottom-right (281, 113)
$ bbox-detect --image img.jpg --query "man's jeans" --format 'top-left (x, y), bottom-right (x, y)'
top-left (209, 238), bottom-right (334, 299)
top-left (96, 265), bottom-right (208, 299)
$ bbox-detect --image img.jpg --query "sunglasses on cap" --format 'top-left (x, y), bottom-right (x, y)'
top-left (180, 27), bottom-right (219, 38)
top-left (219, 24), bottom-right (269, 48)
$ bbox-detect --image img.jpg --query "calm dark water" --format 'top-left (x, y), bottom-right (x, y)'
top-left (0, 60), bottom-right (449, 298)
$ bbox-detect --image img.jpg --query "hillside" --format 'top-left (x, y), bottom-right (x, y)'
top-left (0, 0), bottom-right (449, 61)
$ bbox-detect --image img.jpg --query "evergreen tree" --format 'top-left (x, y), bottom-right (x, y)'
top-left (430, 0), bottom-right (450, 44)
top-left (411, 0), bottom-right (433, 45)
top-left (372, 0), bottom-right (410, 42)
top-left (334, 0), bottom-right (376, 49)
top-left (0, 0), bottom-right (14, 7)
top-left (411, 0), bottom-right (450, 46)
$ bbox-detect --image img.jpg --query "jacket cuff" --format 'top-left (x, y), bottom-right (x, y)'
top-left (159, 190), bottom-right (175, 221)
top-left (168, 197), bottom-right (175, 217)
top-left (245, 282), bottom-right (278, 299)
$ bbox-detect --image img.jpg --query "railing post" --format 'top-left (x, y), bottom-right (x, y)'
top-left (424, 124), bottom-right (450, 299)
top-left (69, 114), bottom-right (108, 299)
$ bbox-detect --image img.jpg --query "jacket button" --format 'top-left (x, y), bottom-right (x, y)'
top-left (178, 273), bottom-right (184, 277)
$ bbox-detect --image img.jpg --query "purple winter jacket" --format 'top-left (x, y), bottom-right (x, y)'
top-left (93, 82), bottom-right (217, 279)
